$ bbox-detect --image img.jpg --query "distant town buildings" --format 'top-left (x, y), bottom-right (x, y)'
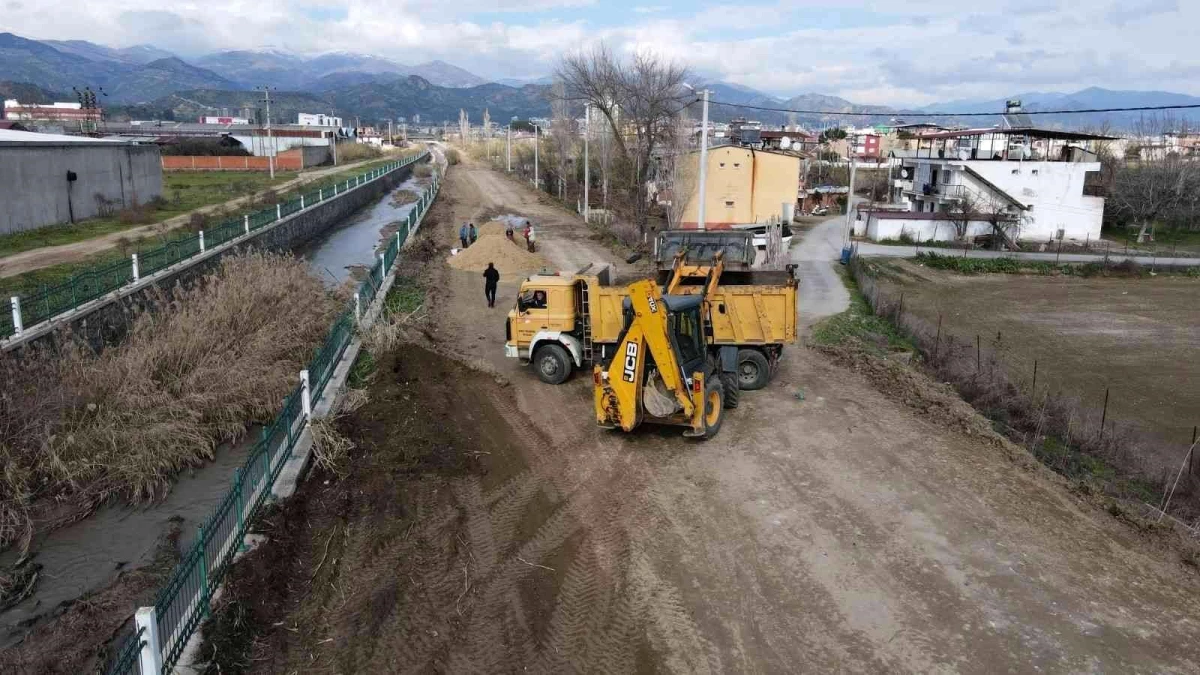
top-left (198, 116), bottom-right (250, 125)
top-left (297, 113), bottom-right (343, 127)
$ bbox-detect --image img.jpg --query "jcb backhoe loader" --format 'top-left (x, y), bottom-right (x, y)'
top-left (593, 278), bottom-right (726, 439)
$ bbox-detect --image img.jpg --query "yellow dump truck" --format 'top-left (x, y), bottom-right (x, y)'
top-left (504, 259), bottom-right (797, 403)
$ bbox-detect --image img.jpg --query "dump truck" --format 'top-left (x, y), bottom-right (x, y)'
top-left (594, 277), bottom-right (727, 439)
top-left (504, 252), bottom-right (797, 402)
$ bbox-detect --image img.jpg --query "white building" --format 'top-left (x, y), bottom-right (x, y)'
top-left (297, 113), bottom-right (343, 127)
top-left (859, 127), bottom-right (1111, 245)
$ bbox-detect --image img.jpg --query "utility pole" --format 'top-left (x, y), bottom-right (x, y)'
top-left (584, 106), bottom-right (590, 222)
top-left (841, 135), bottom-right (858, 261)
top-left (388, 119), bottom-right (393, 146)
top-left (506, 124), bottom-right (512, 172)
top-left (698, 88), bottom-right (710, 231)
top-left (533, 124), bottom-right (540, 189)
top-left (260, 86), bottom-right (276, 179)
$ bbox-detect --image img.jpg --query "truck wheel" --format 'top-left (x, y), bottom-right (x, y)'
top-left (702, 378), bottom-right (725, 439)
top-left (737, 349), bottom-right (771, 391)
top-left (721, 372), bottom-right (740, 409)
top-left (534, 344), bottom-right (572, 385)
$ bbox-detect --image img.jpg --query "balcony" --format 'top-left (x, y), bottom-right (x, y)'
top-left (892, 179), bottom-right (913, 190)
top-left (904, 182), bottom-right (965, 200)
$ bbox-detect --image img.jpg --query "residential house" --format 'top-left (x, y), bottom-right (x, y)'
top-left (679, 145), bottom-right (801, 229)
top-left (859, 126), bottom-right (1111, 244)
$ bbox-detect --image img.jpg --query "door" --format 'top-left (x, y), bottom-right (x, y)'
top-left (515, 286), bottom-right (552, 344)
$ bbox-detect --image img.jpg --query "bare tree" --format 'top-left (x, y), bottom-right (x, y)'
top-left (661, 111), bottom-right (696, 229)
top-left (549, 80), bottom-right (574, 200)
top-left (1107, 115), bottom-right (1200, 241)
top-left (556, 44), bottom-right (691, 236)
top-left (944, 192), bottom-right (979, 243)
top-left (458, 109), bottom-right (469, 144)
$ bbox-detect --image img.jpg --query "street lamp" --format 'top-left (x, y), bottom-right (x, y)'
top-left (682, 83), bottom-right (710, 231)
top-left (583, 106), bottom-right (590, 223)
top-left (533, 124), bottom-right (540, 189)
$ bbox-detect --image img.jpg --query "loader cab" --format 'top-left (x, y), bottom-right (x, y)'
top-left (664, 295), bottom-right (706, 377)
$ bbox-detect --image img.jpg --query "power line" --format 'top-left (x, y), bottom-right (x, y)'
top-left (707, 99), bottom-right (1200, 118)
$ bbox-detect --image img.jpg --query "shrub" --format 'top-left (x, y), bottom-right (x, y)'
top-left (0, 253), bottom-right (340, 556)
top-left (117, 203), bottom-right (156, 225)
top-left (445, 148), bottom-right (461, 166)
top-left (413, 164), bottom-right (433, 178)
top-left (336, 143), bottom-right (383, 162)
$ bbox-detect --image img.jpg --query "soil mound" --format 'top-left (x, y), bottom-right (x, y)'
top-left (447, 220), bottom-right (548, 275)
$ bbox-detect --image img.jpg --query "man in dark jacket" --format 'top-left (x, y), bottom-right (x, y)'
top-left (459, 222), bottom-right (469, 248)
top-left (483, 262), bottom-right (500, 307)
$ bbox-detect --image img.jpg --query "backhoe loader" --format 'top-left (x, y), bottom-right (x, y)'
top-left (593, 278), bottom-right (726, 439)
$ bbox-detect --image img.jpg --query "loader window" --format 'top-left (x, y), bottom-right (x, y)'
top-left (670, 309), bottom-right (704, 366)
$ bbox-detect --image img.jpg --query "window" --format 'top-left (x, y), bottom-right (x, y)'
top-left (733, 162), bottom-right (741, 168)
top-left (671, 309), bottom-right (704, 366)
top-left (725, 200), bottom-right (735, 207)
top-left (1011, 169), bottom-right (1019, 175)
top-left (518, 288), bottom-right (548, 311)
top-left (719, 162), bottom-right (726, 168)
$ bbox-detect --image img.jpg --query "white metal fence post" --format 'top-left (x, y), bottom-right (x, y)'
top-left (319, 188), bottom-right (323, 202)
top-left (300, 194), bottom-right (305, 210)
top-left (276, 204), bottom-right (282, 220)
top-left (396, 230), bottom-right (402, 252)
top-left (300, 369), bottom-right (312, 419)
top-left (199, 230), bottom-right (205, 253)
top-left (10, 297), bottom-right (23, 335)
top-left (135, 606), bottom-right (163, 675)
top-left (354, 292), bottom-right (361, 322)
top-left (244, 214), bottom-right (250, 234)
top-left (131, 253), bottom-right (140, 282)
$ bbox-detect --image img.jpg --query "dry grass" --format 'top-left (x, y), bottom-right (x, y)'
top-left (413, 164), bottom-right (433, 179)
top-left (336, 143), bottom-right (383, 162)
top-left (0, 252), bottom-right (340, 559)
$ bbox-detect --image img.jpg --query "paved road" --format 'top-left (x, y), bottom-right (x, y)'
top-left (790, 214), bottom-right (852, 330)
top-left (856, 241), bottom-right (1200, 266)
top-left (789, 211), bottom-right (1200, 333)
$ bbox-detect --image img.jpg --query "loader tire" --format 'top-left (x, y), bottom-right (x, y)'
top-left (737, 349), bottom-right (771, 391)
top-left (701, 378), bottom-right (725, 440)
top-left (533, 344), bottom-right (572, 385)
top-left (721, 372), bottom-right (740, 409)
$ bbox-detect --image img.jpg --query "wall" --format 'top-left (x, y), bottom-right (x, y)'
top-left (0, 143), bottom-right (163, 234)
top-left (161, 145), bottom-right (330, 171)
top-left (967, 160), bottom-right (1103, 242)
top-left (680, 146), bottom-right (800, 228)
top-left (863, 214), bottom-right (993, 242)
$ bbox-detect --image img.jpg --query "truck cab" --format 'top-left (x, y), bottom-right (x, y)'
top-left (505, 274), bottom-right (585, 384)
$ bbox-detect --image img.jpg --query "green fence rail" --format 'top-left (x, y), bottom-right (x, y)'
top-left (102, 160), bottom-right (442, 675)
top-left (3, 152), bottom-right (429, 343)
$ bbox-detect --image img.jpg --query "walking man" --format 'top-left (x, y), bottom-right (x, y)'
top-left (483, 262), bottom-right (500, 308)
top-left (459, 222), bottom-right (469, 248)
top-left (523, 221), bottom-right (536, 253)
top-left (469, 222), bottom-right (478, 245)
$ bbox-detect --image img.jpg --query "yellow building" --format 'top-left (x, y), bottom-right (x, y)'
top-left (680, 146), bottom-right (801, 228)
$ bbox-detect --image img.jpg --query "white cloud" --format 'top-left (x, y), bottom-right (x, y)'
top-left (2, 0), bottom-right (1198, 105)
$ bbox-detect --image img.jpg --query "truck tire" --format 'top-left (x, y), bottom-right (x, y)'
top-left (721, 372), bottom-right (740, 409)
top-left (737, 349), bottom-right (771, 391)
top-left (701, 377), bottom-right (725, 439)
top-left (534, 344), bottom-right (572, 385)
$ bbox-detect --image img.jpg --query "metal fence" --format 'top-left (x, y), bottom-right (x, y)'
top-left (102, 162), bottom-right (442, 675)
top-left (5, 152), bottom-right (430, 343)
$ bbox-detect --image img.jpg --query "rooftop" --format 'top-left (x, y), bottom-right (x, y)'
top-left (0, 128), bottom-right (129, 146)
top-left (916, 127), bottom-right (1117, 141)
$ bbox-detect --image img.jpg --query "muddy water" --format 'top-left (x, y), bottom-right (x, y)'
top-left (0, 436), bottom-right (255, 647)
top-left (305, 177), bottom-right (422, 285)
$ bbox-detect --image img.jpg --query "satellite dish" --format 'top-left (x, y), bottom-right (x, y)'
top-left (900, 167), bottom-right (912, 179)
top-left (780, 138), bottom-right (792, 149)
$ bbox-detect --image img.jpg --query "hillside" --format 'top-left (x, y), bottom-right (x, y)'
top-left (327, 76), bottom-right (551, 123)
top-left (106, 58), bottom-right (241, 103)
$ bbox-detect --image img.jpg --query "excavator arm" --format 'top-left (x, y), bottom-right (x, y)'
top-left (595, 279), bottom-right (704, 433)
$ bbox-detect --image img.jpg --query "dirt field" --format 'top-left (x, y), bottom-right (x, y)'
top-left (872, 260), bottom-right (1200, 459)
top-left (201, 157), bottom-right (1200, 673)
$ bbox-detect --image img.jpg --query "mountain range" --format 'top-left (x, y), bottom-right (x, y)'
top-left (2, 32), bottom-right (1197, 130)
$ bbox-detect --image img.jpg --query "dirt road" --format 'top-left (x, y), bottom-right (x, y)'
top-left (206, 159), bottom-right (1200, 673)
top-left (0, 157), bottom-right (384, 280)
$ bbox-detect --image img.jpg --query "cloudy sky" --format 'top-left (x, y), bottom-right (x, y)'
top-left (3, 0), bottom-right (1198, 105)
